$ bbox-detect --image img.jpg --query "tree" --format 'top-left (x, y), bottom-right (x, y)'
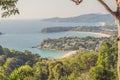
top-left (0, 0), bottom-right (19, 17)
top-left (33, 62), bottom-right (49, 80)
top-left (89, 65), bottom-right (115, 80)
top-left (90, 42), bottom-right (117, 80)
top-left (97, 42), bottom-right (112, 69)
top-left (71, 0), bottom-right (120, 79)
top-left (0, 45), bottom-right (4, 55)
top-left (80, 52), bottom-right (98, 70)
top-left (9, 65), bottom-right (33, 80)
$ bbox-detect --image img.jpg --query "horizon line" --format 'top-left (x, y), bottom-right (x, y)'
top-left (0, 13), bottom-right (110, 20)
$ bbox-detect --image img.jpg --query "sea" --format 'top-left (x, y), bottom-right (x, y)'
top-left (0, 20), bottom-right (100, 58)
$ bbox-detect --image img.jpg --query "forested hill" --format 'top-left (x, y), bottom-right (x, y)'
top-left (36, 37), bottom-right (112, 51)
top-left (0, 41), bottom-right (118, 80)
top-left (41, 14), bottom-right (114, 23)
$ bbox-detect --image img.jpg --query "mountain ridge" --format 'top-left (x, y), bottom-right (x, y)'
top-left (41, 14), bottom-right (114, 23)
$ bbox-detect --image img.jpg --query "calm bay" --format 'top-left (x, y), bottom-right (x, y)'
top-left (0, 20), bottom-right (100, 58)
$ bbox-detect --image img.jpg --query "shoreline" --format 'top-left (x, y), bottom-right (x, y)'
top-left (60, 50), bottom-right (77, 58)
top-left (70, 31), bottom-right (111, 37)
top-left (35, 31), bottom-right (111, 59)
top-left (60, 31), bottom-right (111, 59)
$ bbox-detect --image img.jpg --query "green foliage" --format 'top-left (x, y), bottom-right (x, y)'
top-left (97, 42), bottom-right (112, 68)
top-left (40, 37), bottom-right (110, 51)
top-left (89, 65), bottom-right (115, 80)
top-left (41, 27), bottom-right (75, 33)
top-left (0, 41), bottom-right (118, 80)
top-left (0, 55), bottom-right (6, 66)
top-left (89, 42), bottom-right (117, 80)
top-left (0, 45), bottom-right (4, 55)
top-left (33, 62), bottom-right (49, 80)
top-left (0, 46), bottom-right (45, 80)
top-left (0, 66), bottom-right (6, 80)
top-left (0, 0), bottom-right (19, 17)
top-left (97, 42), bottom-right (117, 69)
top-left (48, 61), bottom-right (65, 80)
top-left (80, 52), bottom-right (98, 70)
top-left (9, 65), bottom-right (33, 80)
top-left (3, 48), bottom-right (11, 57)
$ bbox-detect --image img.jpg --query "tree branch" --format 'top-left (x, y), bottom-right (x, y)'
top-left (97, 0), bottom-right (116, 16)
top-left (116, 0), bottom-right (120, 12)
top-left (71, 0), bottom-right (83, 5)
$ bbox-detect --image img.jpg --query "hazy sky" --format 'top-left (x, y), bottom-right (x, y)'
top-left (0, 0), bottom-right (116, 19)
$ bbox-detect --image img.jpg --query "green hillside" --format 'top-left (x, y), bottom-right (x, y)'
top-left (0, 41), bottom-right (118, 80)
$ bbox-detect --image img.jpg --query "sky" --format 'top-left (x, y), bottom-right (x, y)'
top-left (0, 0), bottom-right (116, 20)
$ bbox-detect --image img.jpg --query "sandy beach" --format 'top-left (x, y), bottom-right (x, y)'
top-left (61, 50), bottom-right (77, 58)
top-left (71, 31), bottom-right (111, 37)
top-left (60, 31), bottom-right (111, 59)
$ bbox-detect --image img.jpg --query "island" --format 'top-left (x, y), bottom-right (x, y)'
top-left (34, 37), bottom-right (112, 51)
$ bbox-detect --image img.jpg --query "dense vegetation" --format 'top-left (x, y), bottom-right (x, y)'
top-left (41, 27), bottom-right (75, 33)
top-left (0, 41), bottom-right (118, 80)
top-left (41, 26), bottom-right (116, 36)
top-left (35, 37), bottom-right (112, 51)
top-left (41, 26), bottom-right (101, 33)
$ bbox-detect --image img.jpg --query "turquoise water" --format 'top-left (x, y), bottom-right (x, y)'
top-left (0, 20), bottom-right (100, 58)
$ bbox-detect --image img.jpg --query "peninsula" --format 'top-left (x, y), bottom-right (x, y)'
top-left (41, 26), bottom-right (116, 36)
top-left (35, 37), bottom-right (112, 51)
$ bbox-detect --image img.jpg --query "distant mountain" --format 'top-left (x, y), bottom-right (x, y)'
top-left (41, 14), bottom-right (114, 23)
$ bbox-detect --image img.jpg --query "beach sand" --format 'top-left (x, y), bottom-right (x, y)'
top-left (61, 51), bottom-right (77, 58)
top-left (71, 31), bottom-right (111, 37)
top-left (60, 31), bottom-right (111, 59)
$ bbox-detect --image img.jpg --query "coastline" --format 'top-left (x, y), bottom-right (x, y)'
top-left (70, 31), bottom-right (111, 37)
top-left (35, 31), bottom-right (111, 59)
top-left (60, 31), bottom-right (111, 59)
top-left (60, 50), bottom-right (77, 58)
